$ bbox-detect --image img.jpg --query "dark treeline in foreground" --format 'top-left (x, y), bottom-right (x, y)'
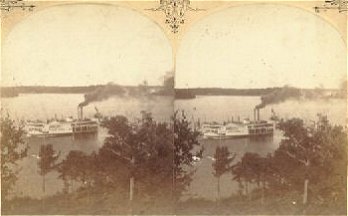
top-left (200, 114), bottom-right (346, 215)
top-left (1, 111), bottom-right (202, 215)
top-left (1, 112), bottom-right (346, 215)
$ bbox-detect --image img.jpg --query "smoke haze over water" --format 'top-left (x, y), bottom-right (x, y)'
top-left (78, 84), bottom-right (126, 107)
top-left (77, 78), bottom-right (174, 108)
top-left (256, 86), bottom-right (301, 109)
top-left (78, 83), bottom-right (155, 108)
top-left (255, 85), bottom-right (346, 109)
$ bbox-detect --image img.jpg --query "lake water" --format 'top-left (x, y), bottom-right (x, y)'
top-left (176, 95), bottom-right (346, 200)
top-left (2, 93), bottom-right (173, 122)
top-left (2, 94), bottom-right (346, 200)
top-left (2, 93), bottom-right (173, 199)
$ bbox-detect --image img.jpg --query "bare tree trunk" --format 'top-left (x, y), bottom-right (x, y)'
top-left (261, 181), bottom-right (265, 206)
top-left (42, 174), bottom-right (46, 193)
top-left (42, 174), bottom-right (46, 212)
top-left (87, 181), bottom-right (91, 205)
top-left (129, 169), bottom-right (135, 215)
top-left (130, 177), bottom-right (134, 201)
top-left (217, 177), bottom-right (221, 202)
top-left (303, 179), bottom-right (309, 205)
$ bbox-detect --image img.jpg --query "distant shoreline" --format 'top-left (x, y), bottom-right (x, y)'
top-left (1, 85), bottom-right (342, 98)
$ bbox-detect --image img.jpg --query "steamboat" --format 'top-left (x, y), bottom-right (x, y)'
top-left (24, 106), bottom-right (98, 137)
top-left (200, 108), bottom-right (274, 139)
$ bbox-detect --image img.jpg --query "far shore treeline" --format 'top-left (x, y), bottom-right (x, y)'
top-left (1, 85), bottom-right (161, 97)
top-left (1, 85), bottom-right (343, 99)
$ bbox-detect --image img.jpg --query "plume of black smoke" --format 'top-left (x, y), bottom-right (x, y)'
top-left (256, 86), bottom-right (301, 109)
top-left (79, 83), bottom-right (126, 107)
top-left (78, 82), bottom-right (153, 107)
top-left (256, 81), bottom-right (347, 110)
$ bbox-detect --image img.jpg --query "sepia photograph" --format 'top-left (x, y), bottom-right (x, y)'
top-left (174, 2), bottom-right (347, 214)
top-left (1, 2), bottom-right (176, 214)
top-left (1, 0), bottom-right (347, 215)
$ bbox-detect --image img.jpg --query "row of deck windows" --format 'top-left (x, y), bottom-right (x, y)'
top-left (249, 128), bottom-right (273, 134)
top-left (73, 125), bottom-right (98, 133)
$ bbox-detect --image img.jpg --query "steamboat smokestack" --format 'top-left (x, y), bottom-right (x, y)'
top-left (254, 108), bottom-right (261, 122)
top-left (81, 106), bottom-right (83, 120)
top-left (77, 106), bottom-right (83, 120)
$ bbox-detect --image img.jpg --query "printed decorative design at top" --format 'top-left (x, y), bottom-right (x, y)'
top-left (148, 0), bottom-right (203, 33)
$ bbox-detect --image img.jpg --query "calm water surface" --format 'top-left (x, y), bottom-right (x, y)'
top-left (175, 95), bottom-right (346, 200)
top-left (2, 93), bottom-right (172, 198)
top-left (2, 94), bottom-right (346, 200)
top-left (2, 93), bottom-right (173, 122)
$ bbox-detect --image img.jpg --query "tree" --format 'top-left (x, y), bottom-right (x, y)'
top-left (212, 146), bottom-right (236, 202)
top-left (99, 111), bottom-right (174, 212)
top-left (130, 111), bottom-right (173, 200)
top-left (1, 114), bottom-right (27, 200)
top-left (37, 144), bottom-right (59, 194)
top-left (232, 153), bottom-right (264, 198)
top-left (271, 115), bottom-right (347, 208)
top-left (57, 150), bottom-right (95, 193)
top-left (99, 110), bottom-right (203, 203)
top-left (173, 110), bottom-right (203, 200)
top-left (52, 110), bottom-right (202, 213)
top-left (275, 118), bottom-right (317, 205)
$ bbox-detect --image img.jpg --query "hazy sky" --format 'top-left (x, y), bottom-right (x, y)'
top-left (2, 4), bottom-right (173, 87)
top-left (176, 4), bottom-right (346, 89)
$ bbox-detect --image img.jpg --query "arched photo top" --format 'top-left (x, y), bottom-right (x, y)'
top-left (2, 3), bottom-right (173, 87)
top-left (176, 4), bottom-right (346, 89)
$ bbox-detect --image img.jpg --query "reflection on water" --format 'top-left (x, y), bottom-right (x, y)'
top-left (175, 95), bottom-right (346, 200)
top-left (3, 94), bottom-right (346, 200)
top-left (2, 93), bottom-right (173, 122)
top-left (175, 95), bottom-right (346, 126)
top-left (183, 134), bottom-right (281, 201)
top-left (13, 133), bottom-right (103, 199)
top-left (3, 94), bottom-right (173, 199)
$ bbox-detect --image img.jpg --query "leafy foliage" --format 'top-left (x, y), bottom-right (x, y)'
top-left (38, 144), bottom-right (60, 193)
top-left (273, 115), bottom-right (346, 192)
top-left (99, 111), bottom-right (174, 195)
top-left (55, 110), bottom-right (202, 206)
top-left (212, 146), bottom-right (236, 200)
top-left (231, 115), bottom-right (346, 210)
top-left (38, 144), bottom-right (60, 176)
top-left (173, 110), bottom-right (203, 199)
top-left (1, 114), bottom-right (27, 199)
top-left (213, 146), bottom-right (235, 178)
top-left (58, 150), bottom-right (97, 193)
